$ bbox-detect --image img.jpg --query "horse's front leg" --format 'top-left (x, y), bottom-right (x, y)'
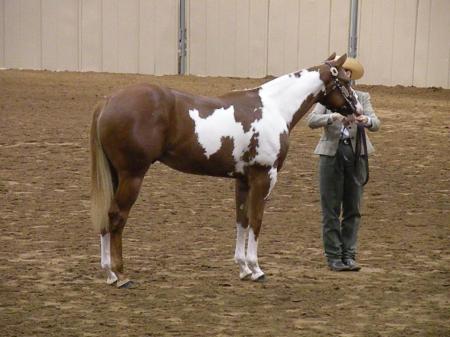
top-left (234, 179), bottom-right (252, 280)
top-left (246, 166), bottom-right (273, 282)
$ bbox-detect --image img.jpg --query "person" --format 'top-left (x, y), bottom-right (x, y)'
top-left (307, 57), bottom-right (380, 271)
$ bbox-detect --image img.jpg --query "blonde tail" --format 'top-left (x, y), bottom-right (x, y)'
top-left (90, 101), bottom-right (114, 234)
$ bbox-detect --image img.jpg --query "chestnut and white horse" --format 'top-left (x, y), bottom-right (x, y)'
top-left (90, 53), bottom-right (361, 288)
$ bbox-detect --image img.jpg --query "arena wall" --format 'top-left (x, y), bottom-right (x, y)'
top-left (1, 0), bottom-right (449, 88)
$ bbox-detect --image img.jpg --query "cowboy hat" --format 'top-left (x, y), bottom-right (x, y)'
top-left (341, 57), bottom-right (364, 80)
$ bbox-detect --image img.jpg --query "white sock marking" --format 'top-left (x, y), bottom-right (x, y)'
top-left (234, 223), bottom-right (252, 279)
top-left (100, 233), bottom-right (111, 269)
top-left (247, 228), bottom-right (264, 280)
top-left (100, 233), bottom-right (118, 284)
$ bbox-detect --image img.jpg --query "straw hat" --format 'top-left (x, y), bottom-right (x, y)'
top-left (341, 57), bottom-right (365, 80)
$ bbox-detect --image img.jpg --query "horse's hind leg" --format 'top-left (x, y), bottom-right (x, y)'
top-left (234, 179), bottom-right (252, 280)
top-left (107, 172), bottom-right (144, 288)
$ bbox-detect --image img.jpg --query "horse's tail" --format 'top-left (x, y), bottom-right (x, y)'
top-left (90, 100), bottom-right (114, 234)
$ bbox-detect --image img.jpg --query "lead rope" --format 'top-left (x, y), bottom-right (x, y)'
top-left (354, 124), bottom-right (369, 186)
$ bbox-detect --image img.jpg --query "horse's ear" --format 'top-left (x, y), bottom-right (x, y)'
top-left (334, 54), bottom-right (347, 68)
top-left (326, 52), bottom-right (336, 61)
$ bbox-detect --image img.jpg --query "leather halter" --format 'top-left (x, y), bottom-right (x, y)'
top-left (322, 61), bottom-right (358, 116)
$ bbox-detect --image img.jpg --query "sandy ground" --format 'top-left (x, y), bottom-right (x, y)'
top-left (1, 69), bottom-right (449, 337)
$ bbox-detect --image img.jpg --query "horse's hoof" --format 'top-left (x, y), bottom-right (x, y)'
top-left (240, 272), bottom-right (252, 281)
top-left (117, 279), bottom-right (135, 289)
top-left (252, 274), bottom-right (266, 283)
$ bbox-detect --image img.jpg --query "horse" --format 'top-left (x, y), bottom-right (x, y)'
top-left (90, 53), bottom-right (362, 288)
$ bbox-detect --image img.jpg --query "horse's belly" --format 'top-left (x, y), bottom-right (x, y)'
top-left (159, 156), bottom-right (236, 177)
top-left (159, 149), bottom-right (238, 178)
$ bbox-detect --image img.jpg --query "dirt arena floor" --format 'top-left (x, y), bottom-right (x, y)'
top-left (1, 69), bottom-right (449, 337)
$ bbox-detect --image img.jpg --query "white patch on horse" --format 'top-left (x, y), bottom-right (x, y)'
top-left (189, 70), bottom-right (324, 173)
top-left (247, 228), bottom-right (264, 280)
top-left (252, 70), bottom-right (324, 166)
top-left (189, 106), bottom-right (252, 173)
top-left (100, 233), bottom-right (118, 284)
top-left (234, 223), bottom-right (252, 280)
top-left (265, 167), bottom-right (278, 200)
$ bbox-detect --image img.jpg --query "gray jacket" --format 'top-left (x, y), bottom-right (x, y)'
top-left (307, 91), bottom-right (380, 156)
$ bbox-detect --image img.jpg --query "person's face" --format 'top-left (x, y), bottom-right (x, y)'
top-left (344, 69), bottom-right (352, 79)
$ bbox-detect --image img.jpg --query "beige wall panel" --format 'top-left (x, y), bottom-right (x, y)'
top-left (205, 0), bottom-right (220, 76)
top-left (57, 0), bottom-right (80, 71)
top-left (413, 0), bottom-right (431, 87)
top-left (234, 0), bottom-right (251, 77)
top-left (117, 0), bottom-right (139, 73)
top-left (426, 0), bottom-right (450, 88)
top-left (358, 0), bottom-right (395, 85)
top-left (329, 0), bottom-right (350, 57)
top-left (390, 0), bottom-right (416, 86)
top-left (139, 0), bottom-right (157, 74)
top-left (152, 0), bottom-right (178, 75)
top-left (217, 0), bottom-right (237, 76)
top-left (15, 0), bottom-right (41, 69)
top-left (102, 0), bottom-right (119, 72)
top-left (267, 0), bottom-right (300, 76)
top-left (41, 0), bottom-right (58, 70)
top-left (4, 0), bottom-right (21, 68)
top-left (80, 0), bottom-right (102, 71)
top-left (297, 0), bottom-right (331, 69)
top-left (42, 0), bottom-right (79, 71)
top-left (248, 0), bottom-right (268, 77)
top-left (0, 0), bottom-right (4, 68)
top-left (187, 0), bottom-right (207, 75)
top-left (267, 1), bottom-right (285, 76)
top-left (3, 0), bottom-right (41, 68)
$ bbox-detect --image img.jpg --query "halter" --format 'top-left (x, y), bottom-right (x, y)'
top-left (322, 61), bottom-right (358, 115)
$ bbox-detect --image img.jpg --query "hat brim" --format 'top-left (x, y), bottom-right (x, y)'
top-left (342, 57), bottom-right (364, 80)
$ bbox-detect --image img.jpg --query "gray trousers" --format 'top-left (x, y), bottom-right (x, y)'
top-left (319, 141), bottom-right (366, 260)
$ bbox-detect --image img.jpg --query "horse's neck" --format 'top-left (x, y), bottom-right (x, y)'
top-left (259, 69), bottom-right (324, 129)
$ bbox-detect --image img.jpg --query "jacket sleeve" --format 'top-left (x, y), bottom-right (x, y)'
top-left (307, 103), bottom-right (331, 129)
top-left (360, 92), bottom-right (381, 132)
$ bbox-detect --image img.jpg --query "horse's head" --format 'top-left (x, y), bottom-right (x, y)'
top-left (317, 53), bottom-right (363, 116)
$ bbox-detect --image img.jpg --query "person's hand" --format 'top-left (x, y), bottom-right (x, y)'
top-left (355, 115), bottom-right (370, 125)
top-left (330, 112), bottom-right (347, 122)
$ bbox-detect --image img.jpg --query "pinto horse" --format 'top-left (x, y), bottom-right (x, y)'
top-left (90, 53), bottom-right (362, 288)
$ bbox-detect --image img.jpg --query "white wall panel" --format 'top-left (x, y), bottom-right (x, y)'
top-left (4, 0), bottom-right (41, 69)
top-left (359, 0), bottom-right (396, 85)
top-left (81, 0), bottom-right (102, 71)
top-left (139, 0), bottom-right (156, 74)
top-left (234, 0), bottom-right (251, 77)
top-left (425, 0), bottom-right (450, 88)
top-left (329, 0), bottom-right (350, 58)
top-left (1, 0), bottom-right (448, 87)
top-left (117, 0), bottom-right (139, 74)
top-left (267, 0), bottom-right (300, 76)
top-left (297, 0), bottom-right (331, 69)
top-left (413, 0), bottom-right (431, 88)
top-left (0, 0), bottom-right (4, 68)
top-left (42, 0), bottom-right (79, 71)
top-left (187, 0), bottom-right (207, 75)
top-left (3, 0), bottom-right (20, 68)
top-left (152, 0), bottom-right (178, 75)
top-left (101, 0), bottom-right (119, 72)
top-left (391, 0), bottom-right (417, 86)
top-left (247, 0), bottom-right (268, 77)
